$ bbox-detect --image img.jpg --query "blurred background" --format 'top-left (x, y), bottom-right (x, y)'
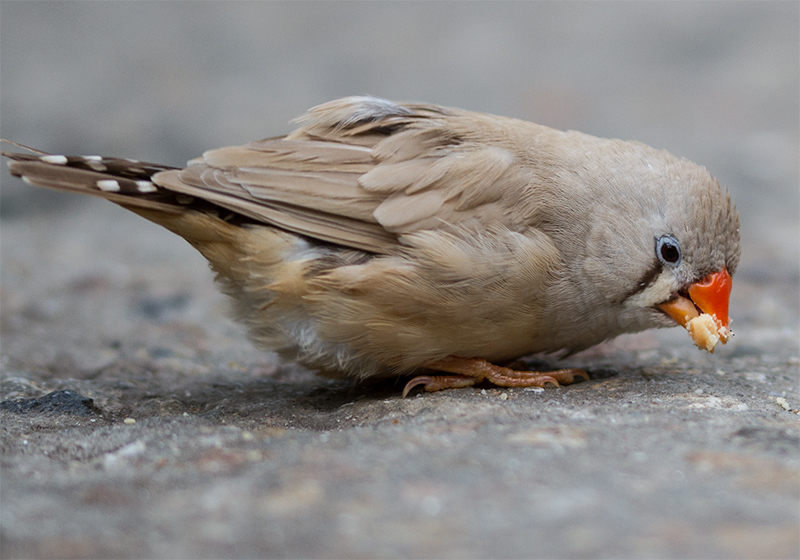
top-left (1, 1), bottom-right (797, 284)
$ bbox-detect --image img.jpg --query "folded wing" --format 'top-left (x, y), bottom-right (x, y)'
top-left (152, 96), bottom-right (535, 253)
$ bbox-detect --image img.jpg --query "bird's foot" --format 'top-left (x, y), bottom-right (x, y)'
top-left (402, 356), bottom-right (588, 396)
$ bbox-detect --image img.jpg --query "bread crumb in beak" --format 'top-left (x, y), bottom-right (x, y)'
top-left (687, 313), bottom-right (721, 353)
top-left (658, 296), bottom-right (732, 353)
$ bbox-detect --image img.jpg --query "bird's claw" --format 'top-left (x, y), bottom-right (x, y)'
top-left (401, 356), bottom-right (589, 396)
top-left (402, 375), bottom-right (478, 397)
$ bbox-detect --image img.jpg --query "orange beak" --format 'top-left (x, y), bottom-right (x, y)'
top-left (687, 269), bottom-right (732, 328)
top-left (658, 268), bottom-right (733, 336)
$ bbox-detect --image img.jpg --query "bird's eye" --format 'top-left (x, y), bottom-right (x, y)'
top-left (656, 235), bottom-right (681, 267)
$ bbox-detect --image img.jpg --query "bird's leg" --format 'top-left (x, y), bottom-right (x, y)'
top-left (402, 356), bottom-right (588, 396)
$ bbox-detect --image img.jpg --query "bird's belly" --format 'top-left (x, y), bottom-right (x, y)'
top-left (203, 225), bottom-right (567, 380)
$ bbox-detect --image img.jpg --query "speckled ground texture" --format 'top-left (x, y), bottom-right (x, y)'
top-left (1, 3), bottom-right (798, 559)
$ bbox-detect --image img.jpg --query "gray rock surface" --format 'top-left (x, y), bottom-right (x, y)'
top-left (1, 3), bottom-right (798, 558)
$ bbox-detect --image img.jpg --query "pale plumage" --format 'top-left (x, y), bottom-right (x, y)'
top-left (2, 96), bottom-right (740, 393)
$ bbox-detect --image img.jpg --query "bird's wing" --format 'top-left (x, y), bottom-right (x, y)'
top-left (152, 96), bottom-right (538, 254)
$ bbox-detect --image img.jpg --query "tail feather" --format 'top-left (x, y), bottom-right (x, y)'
top-left (3, 146), bottom-right (210, 216)
top-left (2, 145), bottom-right (177, 177)
top-left (2, 144), bottom-right (244, 246)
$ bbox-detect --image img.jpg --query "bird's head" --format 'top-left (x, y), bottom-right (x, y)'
top-left (576, 139), bottom-right (741, 350)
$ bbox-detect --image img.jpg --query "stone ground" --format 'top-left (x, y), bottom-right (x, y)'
top-left (1, 3), bottom-right (798, 559)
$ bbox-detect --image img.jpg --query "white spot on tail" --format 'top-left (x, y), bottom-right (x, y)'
top-left (83, 155), bottom-right (102, 161)
top-left (21, 176), bottom-right (36, 186)
top-left (96, 179), bottom-right (121, 192)
top-left (41, 155), bottom-right (68, 165)
top-left (86, 161), bottom-right (107, 172)
top-left (136, 181), bottom-right (157, 193)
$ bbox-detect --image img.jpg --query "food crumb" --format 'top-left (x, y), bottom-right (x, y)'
top-left (687, 313), bottom-right (721, 353)
top-left (123, 418), bottom-right (136, 424)
top-left (775, 397), bottom-right (796, 413)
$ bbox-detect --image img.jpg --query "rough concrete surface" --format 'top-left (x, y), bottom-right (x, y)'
top-left (1, 3), bottom-right (798, 559)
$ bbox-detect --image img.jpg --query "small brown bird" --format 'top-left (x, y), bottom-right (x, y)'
top-left (3, 96), bottom-right (740, 395)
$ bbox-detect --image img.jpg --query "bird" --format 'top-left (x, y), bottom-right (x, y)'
top-left (2, 95), bottom-right (740, 396)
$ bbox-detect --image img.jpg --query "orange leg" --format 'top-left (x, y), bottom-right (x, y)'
top-left (402, 356), bottom-right (588, 397)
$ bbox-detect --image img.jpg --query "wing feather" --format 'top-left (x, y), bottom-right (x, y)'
top-left (144, 96), bottom-right (540, 252)
top-left (154, 168), bottom-right (396, 253)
